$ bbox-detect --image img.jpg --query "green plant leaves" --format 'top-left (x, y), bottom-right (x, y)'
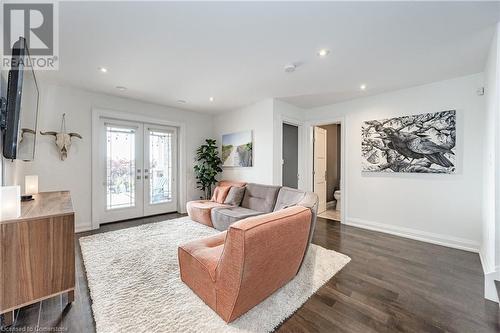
top-left (194, 138), bottom-right (223, 199)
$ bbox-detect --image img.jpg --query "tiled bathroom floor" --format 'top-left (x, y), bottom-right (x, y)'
top-left (318, 208), bottom-right (341, 221)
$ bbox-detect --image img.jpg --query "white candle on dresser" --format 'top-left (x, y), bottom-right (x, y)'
top-left (25, 175), bottom-right (39, 195)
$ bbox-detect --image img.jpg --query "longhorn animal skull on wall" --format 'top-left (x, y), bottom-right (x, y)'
top-left (40, 113), bottom-right (82, 160)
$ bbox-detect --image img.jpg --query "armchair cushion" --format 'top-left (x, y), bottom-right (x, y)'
top-left (223, 186), bottom-right (246, 206)
top-left (178, 232), bottom-right (226, 310)
top-left (186, 200), bottom-right (230, 227)
top-left (210, 206), bottom-right (263, 231)
top-left (211, 185), bottom-right (231, 204)
top-left (241, 183), bottom-right (280, 213)
top-left (273, 187), bottom-right (306, 211)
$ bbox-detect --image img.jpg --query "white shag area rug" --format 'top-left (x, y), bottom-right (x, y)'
top-left (79, 216), bottom-right (351, 333)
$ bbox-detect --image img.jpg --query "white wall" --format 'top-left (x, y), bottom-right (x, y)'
top-left (304, 74), bottom-right (485, 252)
top-left (483, 25), bottom-right (499, 273)
top-left (213, 75), bottom-right (487, 256)
top-left (492, 26), bottom-right (500, 274)
top-left (213, 99), bottom-right (306, 186)
top-left (213, 99), bottom-right (275, 184)
top-left (16, 83), bottom-right (213, 232)
top-left (483, 23), bottom-right (500, 301)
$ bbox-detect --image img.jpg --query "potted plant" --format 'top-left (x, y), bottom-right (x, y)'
top-left (194, 139), bottom-right (223, 199)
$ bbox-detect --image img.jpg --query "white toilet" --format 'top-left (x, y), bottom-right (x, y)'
top-left (334, 190), bottom-right (341, 211)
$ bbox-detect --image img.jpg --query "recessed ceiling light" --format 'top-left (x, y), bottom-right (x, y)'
top-left (317, 49), bottom-right (330, 57)
top-left (177, 99), bottom-right (187, 104)
top-left (209, 97), bottom-right (215, 102)
top-left (360, 84), bottom-right (367, 91)
top-left (98, 67), bottom-right (108, 73)
top-left (116, 86), bottom-right (126, 91)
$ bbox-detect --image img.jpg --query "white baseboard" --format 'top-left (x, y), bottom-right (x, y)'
top-left (75, 224), bottom-right (97, 233)
top-left (345, 217), bottom-right (480, 253)
top-left (484, 270), bottom-right (500, 302)
top-left (479, 250), bottom-right (495, 274)
top-left (479, 250), bottom-right (499, 303)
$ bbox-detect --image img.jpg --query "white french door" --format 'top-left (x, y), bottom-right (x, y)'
top-left (144, 125), bottom-right (177, 215)
top-left (97, 118), bottom-right (177, 224)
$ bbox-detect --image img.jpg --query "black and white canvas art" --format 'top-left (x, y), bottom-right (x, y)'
top-left (361, 110), bottom-right (456, 173)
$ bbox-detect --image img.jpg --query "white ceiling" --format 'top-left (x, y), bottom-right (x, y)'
top-left (41, 1), bottom-right (500, 113)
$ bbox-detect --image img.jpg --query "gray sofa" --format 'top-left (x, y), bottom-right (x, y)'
top-left (208, 183), bottom-right (319, 252)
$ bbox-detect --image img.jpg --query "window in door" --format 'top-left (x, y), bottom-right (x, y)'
top-left (148, 129), bottom-right (173, 204)
top-left (106, 126), bottom-right (136, 210)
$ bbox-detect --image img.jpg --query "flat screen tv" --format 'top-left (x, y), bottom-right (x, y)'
top-left (1, 37), bottom-right (39, 161)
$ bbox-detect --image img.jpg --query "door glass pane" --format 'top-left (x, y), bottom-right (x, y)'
top-left (106, 126), bottom-right (136, 209)
top-left (149, 129), bottom-right (172, 204)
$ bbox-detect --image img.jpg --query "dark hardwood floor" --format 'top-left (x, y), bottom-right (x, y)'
top-left (1, 215), bottom-right (498, 332)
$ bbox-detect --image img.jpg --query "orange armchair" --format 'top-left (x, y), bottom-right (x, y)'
top-left (178, 206), bottom-right (312, 322)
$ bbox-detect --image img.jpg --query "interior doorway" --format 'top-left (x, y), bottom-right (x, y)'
top-left (313, 123), bottom-right (342, 222)
top-left (282, 123), bottom-right (299, 188)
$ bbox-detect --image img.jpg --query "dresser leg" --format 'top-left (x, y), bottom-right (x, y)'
top-left (68, 290), bottom-right (75, 303)
top-left (3, 311), bottom-right (14, 326)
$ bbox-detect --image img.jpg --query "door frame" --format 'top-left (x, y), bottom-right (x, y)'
top-left (304, 116), bottom-right (346, 224)
top-left (91, 108), bottom-right (187, 230)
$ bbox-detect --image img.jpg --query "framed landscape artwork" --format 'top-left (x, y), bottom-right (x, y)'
top-left (361, 110), bottom-right (456, 173)
top-left (222, 130), bottom-right (253, 167)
